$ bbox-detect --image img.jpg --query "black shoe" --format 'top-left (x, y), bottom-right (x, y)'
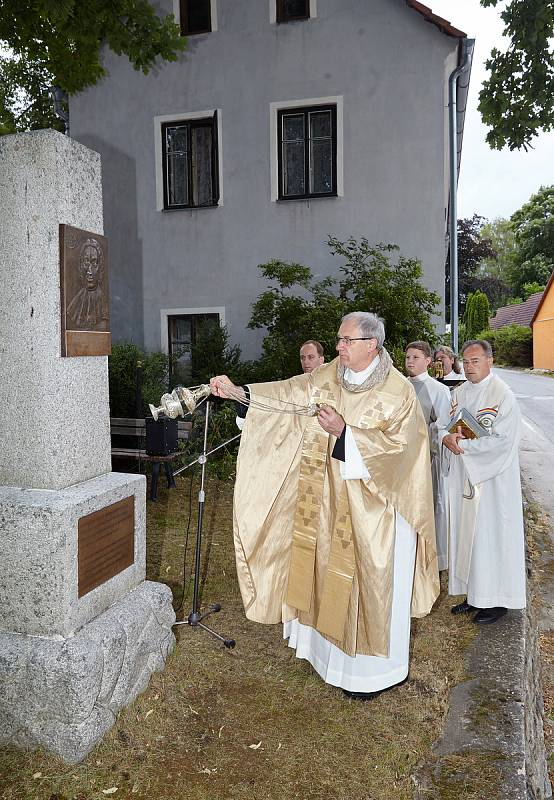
top-left (473, 607), bottom-right (508, 625)
top-left (342, 688), bottom-right (382, 701)
top-left (342, 675), bottom-right (408, 701)
top-left (451, 600), bottom-right (475, 615)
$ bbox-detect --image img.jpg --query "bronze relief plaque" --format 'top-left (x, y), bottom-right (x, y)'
top-left (59, 223), bottom-right (111, 356)
top-left (78, 496), bottom-right (135, 598)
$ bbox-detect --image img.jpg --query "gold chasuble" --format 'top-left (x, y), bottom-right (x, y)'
top-left (232, 353), bottom-right (439, 658)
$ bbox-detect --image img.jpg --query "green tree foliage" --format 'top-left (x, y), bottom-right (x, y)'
top-left (0, 0), bottom-right (185, 132)
top-left (480, 324), bottom-right (533, 366)
top-left (446, 215), bottom-right (501, 319)
top-left (464, 290), bottom-right (490, 340)
top-left (479, 218), bottom-right (518, 284)
top-left (508, 185), bottom-right (554, 294)
top-left (190, 322), bottom-right (245, 386)
top-left (108, 342), bottom-right (170, 418)
top-left (522, 281), bottom-right (546, 299)
top-left (504, 281), bottom-right (546, 305)
top-left (248, 237), bottom-right (440, 379)
top-left (479, 0), bottom-right (554, 151)
top-left (0, 53), bottom-right (63, 134)
top-left (248, 259), bottom-right (345, 379)
top-left (108, 335), bottom-right (245, 479)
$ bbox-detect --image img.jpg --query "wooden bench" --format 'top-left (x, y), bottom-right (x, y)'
top-left (110, 417), bottom-right (192, 501)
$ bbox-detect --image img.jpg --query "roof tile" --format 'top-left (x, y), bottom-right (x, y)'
top-left (405, 0), bottom-right (467, 38)
top-left (489, 292), bottom-right (543, 329)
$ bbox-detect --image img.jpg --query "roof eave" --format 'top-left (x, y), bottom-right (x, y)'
top-left (405, 0), bottom-right (467, 39)
top-left (531, 270), bottom-right (554, 325)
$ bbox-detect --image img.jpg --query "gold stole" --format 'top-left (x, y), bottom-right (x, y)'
top-left (286, 384), bottom-right (355, 642)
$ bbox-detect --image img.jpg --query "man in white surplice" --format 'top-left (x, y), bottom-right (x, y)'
top-left (405, 341), bottom-right (451, 571)
top-left (438, 339), bottom-right (526, 625)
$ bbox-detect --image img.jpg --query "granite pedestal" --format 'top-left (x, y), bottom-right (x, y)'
top-left (0, 130), bottom-right (175, 763)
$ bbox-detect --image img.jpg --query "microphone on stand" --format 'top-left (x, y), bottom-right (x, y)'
top-left (148, 384), bottom-right (236, 650)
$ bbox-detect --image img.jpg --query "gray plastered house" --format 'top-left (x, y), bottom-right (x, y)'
top-left (69, 0), bottom-right (472, 367)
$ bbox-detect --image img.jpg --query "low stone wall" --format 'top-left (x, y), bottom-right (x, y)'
top-left (526, 593), bottom-right (552, 798)
top-left (413, 548), bottom-right (551, 798)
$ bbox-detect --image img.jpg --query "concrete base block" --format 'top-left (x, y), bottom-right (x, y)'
top-left (0, 472), bottom-right (146, 638)
top-left (0, 580), bottom-right (175, 764)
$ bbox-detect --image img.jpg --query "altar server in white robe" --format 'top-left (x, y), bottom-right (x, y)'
top-left (405, 341), bottom-right (451, 570)
top-left (438, 339), bottom-right (526, 625)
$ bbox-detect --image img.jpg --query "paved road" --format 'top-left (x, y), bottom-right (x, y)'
top-left (495, 368), bottom-right (554, 629)
top-left (495, 367), bottom-right (554, 446)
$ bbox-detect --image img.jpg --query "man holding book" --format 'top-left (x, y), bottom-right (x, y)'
top-left (438, 340), bottom-right (526, 624)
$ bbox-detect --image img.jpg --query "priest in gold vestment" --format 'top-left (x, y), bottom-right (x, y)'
top-left (210, 312), bottom-right (439, 696)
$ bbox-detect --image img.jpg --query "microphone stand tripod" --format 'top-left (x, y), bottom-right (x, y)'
top-left (172, 399), bottom-right (239, 649)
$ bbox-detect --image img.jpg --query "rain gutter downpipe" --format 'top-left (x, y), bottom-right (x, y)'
top-left (448, 39), bottom-right (473, 353)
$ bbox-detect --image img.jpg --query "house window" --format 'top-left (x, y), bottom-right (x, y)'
top-left (278, 105), bottom-right (336, 200)
top-left (179, 0), bottom-right (211, 35)
top-left (162, 113), bottom-right (219, 209)
top-left (276, 0), bottom-right (310, 22)
top-left (168, 313), bottom-right (219, 384)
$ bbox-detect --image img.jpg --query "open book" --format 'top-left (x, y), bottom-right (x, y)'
top-left (448, 408), bottom-right (491, 439)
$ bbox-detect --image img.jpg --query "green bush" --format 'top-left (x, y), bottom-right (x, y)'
top-left (248, 237), bottom-right (441, 379)
top-left (190, 323), bottom-right (247, 385)
top-left (478, 325), bottom-right (533, 367)
top-left (464, 290), bottom-right (490, 340)
top-left (176, 399), bottom-right (241, 481)
top-left (108, 342), bottom-right (170, 418)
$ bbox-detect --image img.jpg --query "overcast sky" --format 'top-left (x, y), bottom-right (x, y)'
top-left (427, 0), bottom-right (554, 222)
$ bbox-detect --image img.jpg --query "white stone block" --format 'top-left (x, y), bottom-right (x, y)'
top-left (0, 581), bottom-right (176, 764)
top-left (0, 129), bottom-right (111, 490)
top-left (0, 472), bottom-right (146, 637)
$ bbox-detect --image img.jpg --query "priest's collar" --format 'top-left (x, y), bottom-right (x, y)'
top-left (409, 371), bottom-right (431, 383)
top-left (466, 372), bottom-right (493, 389)
top-left (344, 355), bottom-right (380, 385)
top-left (337, 347), bottom-right (393, 393)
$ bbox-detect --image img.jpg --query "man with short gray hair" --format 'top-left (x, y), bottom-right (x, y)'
top-left (438, 339), bottom-right (526, 625)
top-left (210, 311), bottom-right (439, 698)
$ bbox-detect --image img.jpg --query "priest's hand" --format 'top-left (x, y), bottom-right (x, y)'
top-left (317, 405), bottom-right (346, 437)
top-left (210, 375), bottom-right (244, 401)
top-left (442, 426), bottom-right (465, 455)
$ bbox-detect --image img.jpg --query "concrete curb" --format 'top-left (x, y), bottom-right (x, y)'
top-left (413, 543), bottom-right (551, 798)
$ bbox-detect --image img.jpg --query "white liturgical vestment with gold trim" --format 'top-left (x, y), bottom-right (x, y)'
top-left (437, 373), bottom-right (526, 609)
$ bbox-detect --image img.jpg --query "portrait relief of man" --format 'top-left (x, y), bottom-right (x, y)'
top-left (60, 224), bottom-right (110, 357)
top-left (66, 237), bottom-right (109, 331)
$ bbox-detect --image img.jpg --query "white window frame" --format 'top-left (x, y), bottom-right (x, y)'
top-left (269, 95), bottom-right (343, 202)
top-left (160, 306), bottom-right (226, 354)
top-left (269, 0), bottom-right (317, 24)
top-left (154, 109), bottom-right (223, 211)
top-left (173, 0), bottom-right (218, 33)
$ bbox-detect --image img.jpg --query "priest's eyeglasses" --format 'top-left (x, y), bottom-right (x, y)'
top-left (335, 336), bottom-right (371, 346)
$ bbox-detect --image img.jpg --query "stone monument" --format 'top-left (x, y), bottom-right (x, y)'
top-left (0, 130), bottom-right (175, 763)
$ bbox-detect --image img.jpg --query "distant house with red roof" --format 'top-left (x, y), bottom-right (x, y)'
top-left (489, 292), bottom-right (544, 330)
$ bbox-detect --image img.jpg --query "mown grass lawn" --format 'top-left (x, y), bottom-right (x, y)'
top-left (0, 474), bottom-right (476, 800)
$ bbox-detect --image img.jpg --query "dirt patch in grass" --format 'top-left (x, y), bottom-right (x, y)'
top-left (0, 475), bottom-right (476, 800)
top-left (420, 751), bottom-right (506, 800)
